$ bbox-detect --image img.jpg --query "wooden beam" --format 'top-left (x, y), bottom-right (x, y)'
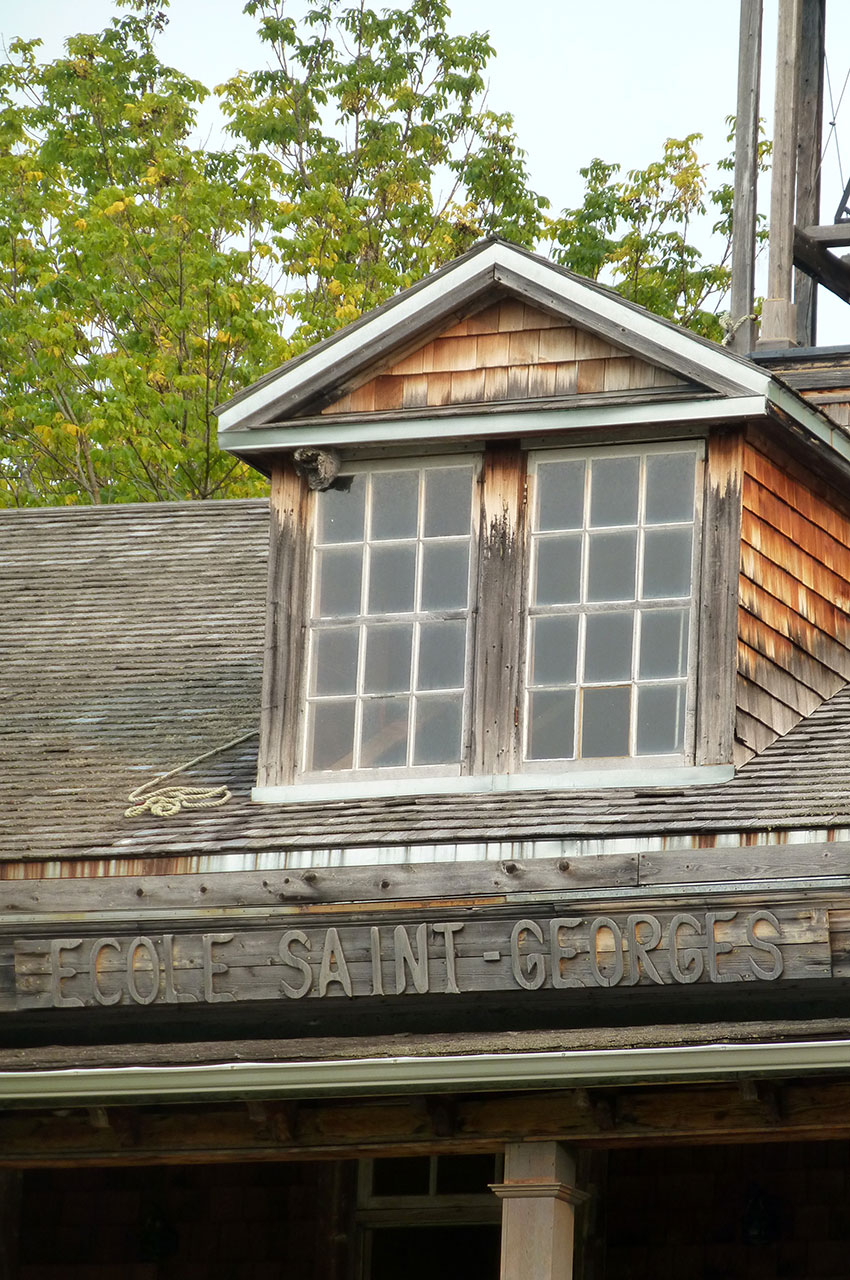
top-left (799, 223), bottom-right (850, 247)
top-left (7, 1076), bottom-right (850, 1166)
top-left (794, 0), bottom-right (826, 345)
top-left (730, 0), bottom-right (764, 353)
top-left (793, 226), bottom-right (850, 304)
top-left (761, 0), bottom-right (804, 347)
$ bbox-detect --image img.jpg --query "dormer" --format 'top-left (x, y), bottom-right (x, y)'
top-left (215, 238), bottom-right (850, 804)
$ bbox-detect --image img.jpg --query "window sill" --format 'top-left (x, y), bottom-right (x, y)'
top-left (252, 764), bottom-right (734, 805)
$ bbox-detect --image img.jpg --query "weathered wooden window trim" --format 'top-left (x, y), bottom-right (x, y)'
top-left (256, 427), bottom-right (738, 803)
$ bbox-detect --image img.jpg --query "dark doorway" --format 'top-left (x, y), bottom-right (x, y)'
top-left (370, 1224), bottom-right (501, 1280)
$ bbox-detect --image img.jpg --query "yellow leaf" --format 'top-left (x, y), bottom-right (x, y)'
top-left (73, 218), bottom-right (87, 231)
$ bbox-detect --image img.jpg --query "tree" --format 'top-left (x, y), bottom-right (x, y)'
top-left (0, 0), bottom-right (284, 505)
top-left (0, 1), bottom-right (761, 506)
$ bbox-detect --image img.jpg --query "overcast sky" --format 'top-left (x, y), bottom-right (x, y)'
top-left (4, 0), bottom-right (850, 343)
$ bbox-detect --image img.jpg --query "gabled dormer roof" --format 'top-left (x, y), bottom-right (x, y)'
top-left (215, 237), bottom-right (845, 471)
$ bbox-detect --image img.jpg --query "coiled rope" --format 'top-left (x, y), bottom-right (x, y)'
top-left (124, 730), bottom-right (258, 819)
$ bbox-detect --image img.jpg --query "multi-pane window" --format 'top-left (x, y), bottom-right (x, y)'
top-left (525, 444), bottom-right (700, 763)
top-left (304, 461), bottom-right (476, 774)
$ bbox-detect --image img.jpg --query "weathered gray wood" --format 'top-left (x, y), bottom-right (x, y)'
top-left (793, 226), bottom-right (850, 304)
top-left (0, 856), bottom-right (639, 919)
top-left (800, 223), bottom-right (850, 246)
top-left (696, 430), bottom-right (744, 765)
top-left (257, 463), bottom-right (310, 787)
top-left (639, 842), bottom-right (850, 885)
top-left (471, 446), bottom-right (527, 774)
top-left (730, 0), bottom-right (764, 353)
top-left (760, 0), bottom-right (804, 347)
top-left (794, 0), bottom-right (826, 345)
top-left (7, 905), bottom-right (831, 1011)
top-left (495, 1143), bottom-right (580, 1280)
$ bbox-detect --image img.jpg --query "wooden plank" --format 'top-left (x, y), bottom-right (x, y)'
top-left (508, 329), bottom-right (541, 365)
top-left (800, 224), bottom-right (850, 246)
top-left (730, 0), bottom-right (764, 352)
top-left (476, 333), bottom-right (511, 367)
top-left (450, 369), bottom-right (486, 402)
top-left (603, 358), bottom-right (634, 391)
top-left (497, 1144), bottom-right (578, 1280)
top-left (742, 511), bottom-right (850, 617)
top-left (430, 335), bottom-right (479, 372)
top-left (497, 299), bottom-right (528, 332)
top-left (793, 227), bottom-right (850, 305)
top-left (506, 366), bottom-right (530, 399)
top-left (256, 464), bottom-right (310, 788)
top-left (794, 0), bottom-right (826, 344)
top-left (554, 363), bottom-right (579, 396)
top-left (466, 303), bottom-right (503, 335)
top-left (484, 367), bottom-right (510, 401)
top-left (470, 446), bottom-right (526, 775)
top-left (741, 541), bottom-right (850, 636)
top-left (744, 439), bottom-right (850, 544)
top-left (736, 703), bottom-right (781, 753)
top-left (401, 375), bottom-right (429, 409)
top-left (5, 905), bottom-right (831, 1012)
top-left (425, 371), bottom-right (453, 406)
top-left (743, 474), bottom-right (850, 581)
top-left (639, 842), bottom-right (850, 884)
top-left (0, 857), bottom-right (639, 919)
top-left (527, 365), bottom-right (559, 398)
top-left (576, 360), bottom-right (605, 394)
top-left (538, 327), bottom-right (576, 363)
top-left (760, 0), bottom-right (803, 347)
top-left (739, 576), bottom-right (850, 679)
top-left (697, 431), bottom-right (743, 765)
top-left (13, 1075), bottom-right (850, 1165)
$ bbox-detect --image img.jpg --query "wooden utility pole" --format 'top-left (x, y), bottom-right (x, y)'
top-left (730, 0), bottom-right (763, 353)
top-left (794, 0), bottom-right (826, 345)
top-left (760, 0), bottom-right (805, 347)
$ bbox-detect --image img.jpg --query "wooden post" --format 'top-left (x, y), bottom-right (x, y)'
top-left (492, 1142), bottom-right (586, 1280)
top-left (730, 0), bottom-right (763, 354)
top-left (794, 0), bottom-right (826, 346)
top-left (759, 0), bottom-right (804, 347)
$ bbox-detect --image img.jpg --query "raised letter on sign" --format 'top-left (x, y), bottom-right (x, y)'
top-left (90, 937), bottom-right (121, 1006)
top-left (162, 934), bottom-right (197, 1003)
top-left (127, 937), bottom-right (160, 1006)
top-left (549, 918), bottom-right (584, 989)
top-left (706, 911), bottom-right (739, 983)
top-left (394, 923), bottom-right (430, 994)
top-left (370, 926), bottom-right (384, 996)
top-left (746, 911), bottom-right (784, 980)
top-left (319, 927), bottom-right (353, 997)
top-left (433, 922), bottom-right (464, 994)
top-left (202, 933), bottom-right (235, 1003)
top-left (625, 914), bottom-right (664, 986)
top-left (668, 914), bottom-right (704, 984)
top-left (49, 939), bottom-right (84, 1009)
top-left (510, 920), bottom-right (546, 990)
top-left (279, 930), bottom-right (312, 999)
top-left (588, 918), bottom-right (625, 988)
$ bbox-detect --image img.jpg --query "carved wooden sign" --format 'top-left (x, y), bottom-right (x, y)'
top-left (9, 905), bottom-right (831, 1011)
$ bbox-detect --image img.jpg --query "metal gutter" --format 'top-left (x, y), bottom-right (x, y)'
top-left (3, 1039), bottom-right (850, 1106)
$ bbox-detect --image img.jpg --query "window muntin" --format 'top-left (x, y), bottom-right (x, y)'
top-left (304, 460), bottom-right (477, 774)
top-left (525, 444), bottom-right (700, 764)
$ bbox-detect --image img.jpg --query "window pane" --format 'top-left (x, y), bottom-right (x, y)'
top-left (645, 452), bottom-right (696, 523)
top-left (529, 615), bottom-right (579, 686)
top-left (642, 528), bottom-right (692, 598)
top-left (418, 620), bottom-right (466, 690)
top-left (371, 470), bottom-right (419, 540)
top-left (421, 542), bottom-right (469, 610)
top-left (589, 456), bottom-right (639, 526)
top-left (536, 460), bottom-right (586, 531)
top-left (534, 535), bottom-right (581, 605)
top-left (364, 624), bottom-right (413, 694)
top-left (423, 467), bottom-right (472, 536)
top-left (362, 697), bottom-right (409, 767)
top-left (639, 609), bottom-right (690, 678)
top-left (316, 477), bottom-right (365, 543)
top-left (368, 544), bottom-right (416, 613)
top-left (584, 612), bottom-right (633, 682)
top-left (309, 700), bottom-right (355, 770)
top-left (587, 531), bottom-right (636, 601)
top-left (311, 627), bottom-right (359, 695)
top-left (414, 695), bottom-right (463, 764)
top-left (528, 689), bottom-right (576, 760)
top-left (637, 684), bottom-right (686, 754)
top-left (316, 547), bottom-right (363, 616)
top-left (581, 686), bottom-right (630, 757)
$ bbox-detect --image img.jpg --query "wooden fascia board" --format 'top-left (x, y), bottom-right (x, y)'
top-left (220, 396), bottom-right (769, 457)
top-left (217, 243), bottom-right (771, 434)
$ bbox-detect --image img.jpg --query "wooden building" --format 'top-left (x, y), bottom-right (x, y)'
top-left (6, 238), bottom-right (850, 1279)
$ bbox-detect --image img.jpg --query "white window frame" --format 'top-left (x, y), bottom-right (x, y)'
top-left (521, 439), bottom-right (705, 775)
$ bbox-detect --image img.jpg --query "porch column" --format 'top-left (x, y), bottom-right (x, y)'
top-left (491, 1142), bottom-right (586, 1280)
